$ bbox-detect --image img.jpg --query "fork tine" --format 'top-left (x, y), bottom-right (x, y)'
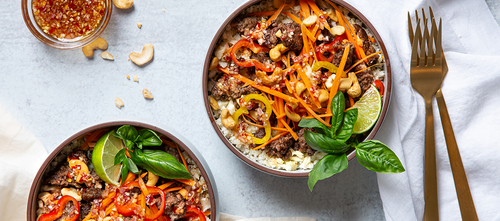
top-left (429, 18), bottom-right (436, 64)
top-left (420, 18), bottom-right (428, 66)
top-left (408, 12), bottom-right (414, 44)
top-left (411, 19), bottom-right (421, 67)
top-left (436, 18), bottom-right (443, 62)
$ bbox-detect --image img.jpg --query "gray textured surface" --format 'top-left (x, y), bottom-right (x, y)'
top-left (1, 0), bottom-right (498, 220)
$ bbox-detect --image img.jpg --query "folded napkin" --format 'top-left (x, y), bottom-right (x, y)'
top-left (220, 213), bottom-right (316, 221)
top-left (0, 104), bottom-right (48, 220)
top-left (342, 0), bottom-right (500, 220)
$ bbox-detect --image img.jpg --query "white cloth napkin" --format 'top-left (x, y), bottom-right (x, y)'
top-left (341, 0), bottom-right (500, 220)
top-left (0, 104), bottom-right (48, 220)
top-left (220, 213), bottom-right (316, 221)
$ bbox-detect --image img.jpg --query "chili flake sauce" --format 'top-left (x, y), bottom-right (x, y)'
top-left (32, 0), bottom-right (106, 40)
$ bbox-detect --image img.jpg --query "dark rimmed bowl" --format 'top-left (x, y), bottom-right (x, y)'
top-left (27, 119), bottom-right (219, 220)
top-left (202, 0), bottom-right (392, 177)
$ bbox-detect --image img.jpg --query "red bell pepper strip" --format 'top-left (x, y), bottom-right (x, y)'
top-left (230, 39), bottom-right (275, 72)
top-left (184, 205), bottom-right (207, 221)
top-left (315, 34), bottom-right (347, 62)
top-left (373, 80), bottom-right (384, 96)
top-left (115, 181), bottom-right (166, 221)
top-left (38, 195), bottom-right (80, 221)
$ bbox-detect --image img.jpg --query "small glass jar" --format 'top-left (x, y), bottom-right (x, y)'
top-left (22, 0), bottom-right (112, 49)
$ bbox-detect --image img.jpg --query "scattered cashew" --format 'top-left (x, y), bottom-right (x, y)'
top-left (209, 57), bottom-right (219, 71)
top-left (133, 74), bottom-right (139, 82)
top-left (347, 72), bottom-right (362, 98)
top-left (146, 171), bottom-right (159, 186)
top-left (137, 22), bottom-right (142, 29)
top-left (208, 96), bottom-right (219, 110)
top-left (113, 0), bottom-right (133, 9)
top-left (339, 77), bottom-right (353, 92)
top-left (221, 109), bottom-right (237, 130)
top-left (82, 37), bottom-right (108, 58)
top-left (331, 26), bottom-right (345, 36)
top-left (38, 192), bottom-right (52, 204)
top-left (325, 8), bottom-right (338, 22)
top-left (318, 89), bottom-right (329, 103)
top-left (284, 102), bottom-right (301, 122)
top-left (142, 89), bottom-right (154, 99)
top-left (256, 67), bottom-right (283, 86)
top-left (269, 44), bottom-right (288, 62)
top-left (129, 44), bottom-right (154, 66)
top-left (126, 75), bottom-right (130, 80)
top-left (295, 82), bottom-right (306, 95)
top-left (115, 97), bottom-right (124, 109)
top-left (100, 51), bottom-right (114, 61)
top-left (61, 188), bottom-right (82, 201)
top-left (303, 15), bottom-right (318, 26)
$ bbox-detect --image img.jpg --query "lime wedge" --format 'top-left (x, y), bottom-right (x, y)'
top-left (352, 85), bottom-right (382, 134)
top-left (91, 130), bottom-right (123, 186)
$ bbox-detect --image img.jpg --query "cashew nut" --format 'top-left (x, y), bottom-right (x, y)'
top-left (347, 72), bottom-right (362, 98)
top-left (325, 8), bottom-right (338, 22)
top-left (269, 44), bottom-right (288, 62)
top-left (339, 77), bottom-right (353, 92)
top-left (295, 82), bottom-right (306, 95)
top-left (221, 109), bottom-right (237, 130)
top-left (142, 88), bottom-right (154, 99)
top-left (113, 0), bottom-right (133, 9)
top-left (82, 37), bottom-right (108, 58)
top-left (129, 44), bottom-right (154, 66)
top-left (115, 97), bottom-right (124, 109)
top-left (209, 57), bottom-right (219, 71)
top-left (137, 22), bottom-right (142, 29)
top-left (61, 188), bottom-right (82, 201)
top-left (133, 74), bottom-right (139, 82)
top-left (284, 102), bottom-right (301, 122)
top-left (318, 89), bottom-right (329, 103)
top-left (146, 171), bottom-right (159, 186)
top-left (38, 192), bottom-right (52, 204)
top-left (69, 159), bottom-right (90, 183)
top-left (126, 75), bottom-right (130, 80)
top-left (256, 67), bottom-right (283, 86)
top-left (100, 51), bottom-right (114, 61)
top-left (331, 26), bottom-right (345, 36)
top-left (303, 15), bottom-right (318, 26)
top-left (208, 96), bottom-right (219, 110)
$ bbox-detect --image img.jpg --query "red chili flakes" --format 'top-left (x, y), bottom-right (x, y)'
top-left (32, 0), bottom-right (106, 40)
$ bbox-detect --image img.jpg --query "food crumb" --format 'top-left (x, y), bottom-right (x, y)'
top-left (126, 75), bottom-right (130, 80)
top-left (142, 88), bottom-right (153, 99)
top-left (115, 97), bottom-right (124, 109)
top-left (137, 22), bottom-right (142, 29)
top-left (162, 9), bottom-right (165, 12)
top-left (101, 51), bottom-right (114, 61)
top-left (133, 74), bottom-right (139, 82)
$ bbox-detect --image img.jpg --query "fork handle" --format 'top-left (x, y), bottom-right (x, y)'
top-left (436, 89), bottom-right (479, 221)
top-left (424, 99), bottom-right (439, 221)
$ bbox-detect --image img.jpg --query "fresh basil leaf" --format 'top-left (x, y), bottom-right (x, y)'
top-left (127, 157), bottom-right (139, 174)
top-left (298, 118), bottom-right (332, 137)
top-left (120, 160), bottom-right (128, 184)
top-left (330, 91), bottom-right (345, 134)
top-left (114, 125), bottom-right (139, 149)
top-left (308, 154), bottom-right (348, 191)
top-left (114, 149), bottom-right (126, 165)
top-left (355, 140), bottom-right (405, 173)
top-left (130, 149), bottom-right (192, 179)
top-left (304, 130), bottom-right (350, 154)
top-left (336, 108), bottom-right (358, 142)
top-left (137, 129), bottom-right (162, 148)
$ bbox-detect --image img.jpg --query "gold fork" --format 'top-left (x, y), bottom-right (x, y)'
top-left (409, 15), bottom-right (443, 221)
top-left (409, 8), bottom-right (479, 221)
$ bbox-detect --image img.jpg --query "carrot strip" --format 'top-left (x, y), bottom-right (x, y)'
top-left (221, 68), bottom-right (298, 103)
top-left (298, 0), bottom-right (310, 17)
top-left (296, 66), bottom-right (322, 108)
top-left (160, 137), bottom-right (177, 148)
top-left (80, 128), bottom-right (105, 150)
top-left (164, 187), bottom-right (183, 192)
top-left (300, 24), bottom-right (311, 57)
top-left (82, 212), bottom-right (94, 221)
top-left (175, 179), bottom-right (197, 186)
top-left (303, 113), bottom-right (333, 119)
top-left (326, 44), bottom-right (351, 115)
top-left (354, 62), bottom-right (385, 74)
top-left (178, 188), bottom-right (188, 199)
top-left (253, 132), bottom-right (288, 150)
top-left (294, 93), bottom-right (331, 127)
top-left (124, 172), bottom-right (136, 184)
top-left (302, 25), bottom-right (316, 42)
top-left (306, 0), bottom-right (333, 34)
top-left (139, 193), bottom-right (146, 210)
top-left (157, 181), bottom-right (175, 190)
top-left (283, 12), bottom-right (302, 24)
top-left (175, 143), bottom-right (189, 172)
top-left (279, 118), bottom-right (298, 140)
top-left (101, 191), bottom-right (116, 209)
top-left (266, 2), bottom-right (287, 27)
top-left (344, 51), bottom-right (383, 73)
top-left (105, 203), bottom-right (115, 216)
top-left (204, 211), bottom-right (212, 216)
top-left (349, 95), bottom-right (355, 108)
top-left (243, 115), bottom-right (289, 132)
top-left (327, 1), bottom-right (366, 60)
top-left (138, 175), bottom-right (150, 196)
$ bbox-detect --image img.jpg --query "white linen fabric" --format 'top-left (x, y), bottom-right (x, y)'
top-left (0, 104), bottom-right (48, 220)
top-left (220, 213), bottom-right (317, 221)
top-left (341, 0), bottom-right (500, 220)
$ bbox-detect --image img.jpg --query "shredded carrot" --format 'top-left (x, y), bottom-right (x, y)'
top-left (138, 175), bottom-right (150, 196)
top-left (104, 203), bottom-right (115, 216)
top-left (279, 118), bottom-right (298, 140)
top-left (298, 0), bottom-right (310, 17)
top-left (175, 143), bottom-right (189, 172)
top-left (135, 172), bottom-right (147, 181)
top-left (123, 172), bottom-right (136, 184)
top-left (160, 137), bottom-right (177, 148)
top-left (344, 51), bottom-right (383, 73)
top-left (139, 193), bottom-right (146, 210)
top-left (349, 95), bottom-right (355, 108)
top-left (157, 181), bottom-right (175, 190)
top-left (354, 62), bottom-right (385, 74)
top-left (300, 24), bottom-right (310, 57)
top-left (101, 191), bottom-right (116, 209)
top-left (266, 2), bottom-right (287, 27)
top-left (283, 12), bottom-right (302, 24)
top-left (306, 0), bottom-right (333, 34)
top-left (302, 25), bottom-right (316, 42)
top-left (296, 66), bottom-right (322, 108)
top-left (204, 210), bottom-right (212, 216)
top-left (242, 115), bottom-right (288, 132)
top-left (253, 132), bottom-right (288, 150)
top-left (178, 188), bottom-right (188, 199)
top-left (175, 179), bottom-right (197, 186)
top-left (82, 210), bottom-right (94, 221)
top-left (326, 44), bottom-right (351, 115)
top-left (80, 128), bottom-right (105, 150)
top-left (303, 113), bottom-right (333, 119)
top-left (164, 186), bottom-right (183, 192)
top-left (294, 92), bottom-right (331, 127)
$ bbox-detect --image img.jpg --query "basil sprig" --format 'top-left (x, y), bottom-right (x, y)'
top-left (113, 125), bottom-right (192, 184)
top-left (299, 91), bottom-right (405, 191)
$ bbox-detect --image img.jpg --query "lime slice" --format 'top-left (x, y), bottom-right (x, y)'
top-left (91, 130), bottom-right (123, 186)
top-left (352, 85), bottom-right (382, 134)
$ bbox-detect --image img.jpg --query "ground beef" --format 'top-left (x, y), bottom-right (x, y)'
top-left (79, 201), bottom-right (92, 220)
top-left (47, 164), bottom-right (82, 188)
top-left (253, 51), bottom-right (273, 67)
top-left (354, 62), bottom-right (374, 93)
top-left (353, 24), bottom-right (379, 65)
top-left (293, 128), bottom-right (315, 156)
top-left (231, 16), bottom-right (259, 36)
top-left (82, 187), bottom-right (103, 201)
top-left (331, 42), bottom-right (355, 69)
top-left (262, 23), bottom-right (303, 51)
top-left (164, 192), bottom-right (186, 221)
top-left (265, 133), bottom-right (293, 160)
top-left (319, 27), bottom-right (335, 44)
top-left (210, 75), bottom-right (259, 101)
top-left (254, 128), bottom-right (266, 139)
